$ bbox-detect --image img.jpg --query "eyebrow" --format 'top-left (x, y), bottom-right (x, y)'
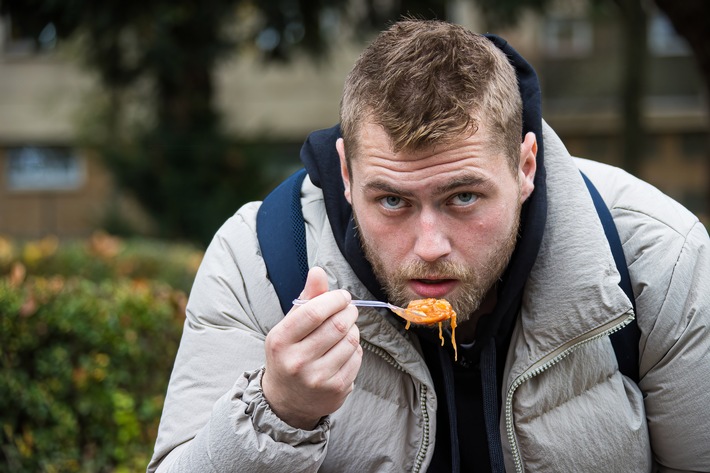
top-left (362, 174), bottom-right (492, 197)
top-left (434, 175), bottom-right (492, 195)
top-left (362, 180), bottom-right (415, 197)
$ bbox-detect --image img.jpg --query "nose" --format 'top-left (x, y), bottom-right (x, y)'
top-left (412, 209), bottom-right (452, 262)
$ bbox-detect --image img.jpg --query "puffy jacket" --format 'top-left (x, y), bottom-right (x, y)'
top-left (148, 122), bottom-right (710, 473)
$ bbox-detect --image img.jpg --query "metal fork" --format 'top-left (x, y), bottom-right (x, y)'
top-left (292, 298), bottom-right (426, 323)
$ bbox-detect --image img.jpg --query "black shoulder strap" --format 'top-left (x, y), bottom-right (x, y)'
top-left (581, 172), bottom-right (641, 383)
top-left (256, 168), bottom-right (309, 315)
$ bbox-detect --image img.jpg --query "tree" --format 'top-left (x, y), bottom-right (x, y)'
top-left (654, 0), bottom-right (710, 216)
top-left (0, 0), bottom-right (451, 245)
top-left (654, 0), bottom-right (710, 100)
top-left (1, 0), bottom-right (260, 245)
top-left (614, 0), bottom-right (648, 178)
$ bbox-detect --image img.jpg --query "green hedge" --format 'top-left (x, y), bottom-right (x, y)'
top-left (0, 234), bottom-right (201, 472)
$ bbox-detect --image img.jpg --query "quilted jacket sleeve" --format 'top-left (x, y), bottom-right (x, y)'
top-left (576, 157), bottom-right (710, 472)
top-left (636, 220), bottom-right (710, 472)
top-left (146, 202), bottom-right (329, 473)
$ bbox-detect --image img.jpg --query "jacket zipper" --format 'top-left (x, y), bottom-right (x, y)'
top-left (361, 339), bottom-right (431, 473)
top-left (504, 311), bottom-right (635, 473)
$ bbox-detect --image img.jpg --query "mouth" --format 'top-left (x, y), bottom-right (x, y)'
top-left (409, 278), bottom-right (458, 298)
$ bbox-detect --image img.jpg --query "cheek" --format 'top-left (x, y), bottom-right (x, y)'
top-left (361, 217), bottom-right (411, 256)
top-left (354, 207), bottom-right (412, 259)
top-left (457, 205), bottom-right (518, 251)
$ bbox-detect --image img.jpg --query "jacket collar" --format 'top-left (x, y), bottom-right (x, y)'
top-left (504, 122), bottom-right (634, 383)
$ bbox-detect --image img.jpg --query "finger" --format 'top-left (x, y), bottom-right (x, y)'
top-left (299, 266), bottom-right (329, 301)
top-left (315, 335), bottom-right (363, 396)
top-left (277, 266), bottom-right (341, 341)
top-left (300, 304), bottom-right (359, 359)
top-left (338, 342), bottom-right (363, 390)
top-left (278, 290), bottom-right (352, 343)
top-left (320, 323), bottom-right (361, 373)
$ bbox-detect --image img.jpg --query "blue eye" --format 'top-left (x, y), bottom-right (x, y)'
top-left (451, 193), bottom-right (477, 206)
top-left (381, 196), bottom-right (405, 209)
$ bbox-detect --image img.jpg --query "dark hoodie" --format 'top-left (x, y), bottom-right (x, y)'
top-left (299, 35), bottom-right (547, 473)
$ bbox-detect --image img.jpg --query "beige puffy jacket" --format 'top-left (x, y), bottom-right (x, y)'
top-left (148, 123), bottom-right (710, 473)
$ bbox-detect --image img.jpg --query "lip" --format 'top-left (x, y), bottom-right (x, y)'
top-left (409, 279), bottom-right (458, 299)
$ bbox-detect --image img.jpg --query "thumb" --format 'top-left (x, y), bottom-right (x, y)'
top-left (299, 266), bottom-right (330, 301)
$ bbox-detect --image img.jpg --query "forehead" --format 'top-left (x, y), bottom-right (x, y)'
top-left (346, 120), bottom-right (518, 197)
top-left (351, 120), bottom-right (502, 172)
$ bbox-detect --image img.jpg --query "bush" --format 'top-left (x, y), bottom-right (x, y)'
top-left (0, 232), bottom-right (202, 293)
top-left (0, 234), bottom-right (201, 472)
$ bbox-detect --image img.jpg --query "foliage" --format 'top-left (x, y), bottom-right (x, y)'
top-left (0, 234), bottom-right (201, 472)
top-left (0, 233), bottom-right (202, 294)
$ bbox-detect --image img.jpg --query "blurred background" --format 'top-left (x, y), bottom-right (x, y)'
top-left (0, 0), bottom-right (708, 245)
top-left (0, 0), bottom-right (708, 471)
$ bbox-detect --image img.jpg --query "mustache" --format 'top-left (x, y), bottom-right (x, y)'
top-left (397, 259), bottom-right (474, 281)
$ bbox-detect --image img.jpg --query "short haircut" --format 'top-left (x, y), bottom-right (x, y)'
top-left (340, 19), bottom-right (522, 173)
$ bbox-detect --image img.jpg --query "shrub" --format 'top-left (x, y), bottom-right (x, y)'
top-left (0, 232), bottom-right (202, 293)
top-left (0, 234), bottom-right (199, 472)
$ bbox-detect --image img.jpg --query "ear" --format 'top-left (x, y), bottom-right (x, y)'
top-left (336, 138), bottom-right (353, 204)
top-left (518, 132), bottom-right (537, 203)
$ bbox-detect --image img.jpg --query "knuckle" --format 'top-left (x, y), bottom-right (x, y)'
top-left (345, 325), bottom-right (360, 348)
top-left (299, 304), bottom-right (323, 326)
top-left (265, 332), bottom-right (285, 354)
top-left (334, 373), bottom-right (354, 396)
top-left (282, 355), bottom-right (306, 377)
top-left (354, 345), bottom-right (364, 363)
top-left (310, 374), bottom-right (329, 392)
top-left (329, 314), bottom-right (350, 336)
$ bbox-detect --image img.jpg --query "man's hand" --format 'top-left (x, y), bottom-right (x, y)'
top-left (262, 267), bottom-right (363, 430)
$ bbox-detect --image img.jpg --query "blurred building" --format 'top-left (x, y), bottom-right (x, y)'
top-left (0, 2), bottom-right (707, 238)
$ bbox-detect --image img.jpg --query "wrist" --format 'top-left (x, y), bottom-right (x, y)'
top-left (261, 369), bottom-right (321, 430)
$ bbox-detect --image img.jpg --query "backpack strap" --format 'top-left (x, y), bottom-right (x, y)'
top-left (256, 168), bottom-right (309, 315)
top-left (581, 172), bottom-right (641, 383)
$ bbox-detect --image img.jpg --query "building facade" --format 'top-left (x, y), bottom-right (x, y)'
top-left (0, 3), bottom-right (707, 238)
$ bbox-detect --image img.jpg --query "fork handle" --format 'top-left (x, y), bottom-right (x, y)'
top-left (292, 298), bottom-right (389, 309)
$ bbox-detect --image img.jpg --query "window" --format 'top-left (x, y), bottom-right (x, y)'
top-left (543, 16), bottom-right (593, 58)
top-left (1, 14), bottom-right (58, 56)
top-left (649, 13), bottom-right (689, 57)
top-left (5, 147), bottom-right (84, 191)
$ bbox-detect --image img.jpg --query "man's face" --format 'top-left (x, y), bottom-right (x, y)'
top-left (337, 121), bottom-right (537, 322)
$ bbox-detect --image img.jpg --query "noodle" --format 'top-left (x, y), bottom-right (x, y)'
top-left (404, 298), bottom-right (458, 361)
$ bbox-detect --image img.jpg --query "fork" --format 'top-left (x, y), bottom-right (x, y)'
top-left (291, 298), bottom-right (427, 323)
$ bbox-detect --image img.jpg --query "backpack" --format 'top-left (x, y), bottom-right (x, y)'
top-left (256, 168), bottom-right (641, 383)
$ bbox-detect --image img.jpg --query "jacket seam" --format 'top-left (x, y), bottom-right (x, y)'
top-left (610, 206), bottom-right (697, 239)
top-left (642, 221), bottom-right (702, 348)
top-left (612, 209), bottom-right (698, 347)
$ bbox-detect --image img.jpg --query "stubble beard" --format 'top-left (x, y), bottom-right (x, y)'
top-left (354, 206), bottom-right (521, 324)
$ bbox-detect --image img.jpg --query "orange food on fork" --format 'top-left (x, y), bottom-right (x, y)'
top-left (405, 298), bottom-right (458, 361)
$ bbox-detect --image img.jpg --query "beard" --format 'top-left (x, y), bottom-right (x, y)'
top-left (355, 206), bottom-right (521, 324)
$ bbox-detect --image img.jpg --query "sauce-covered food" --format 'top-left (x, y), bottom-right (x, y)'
top-left (405, 298), bottom-right (458, 360)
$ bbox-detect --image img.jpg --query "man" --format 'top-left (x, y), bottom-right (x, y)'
top-left (148, 20), bottom-right (710, 472)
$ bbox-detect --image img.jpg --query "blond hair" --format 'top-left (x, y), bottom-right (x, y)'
top-left (340, 19), bottom-right (522, 172)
